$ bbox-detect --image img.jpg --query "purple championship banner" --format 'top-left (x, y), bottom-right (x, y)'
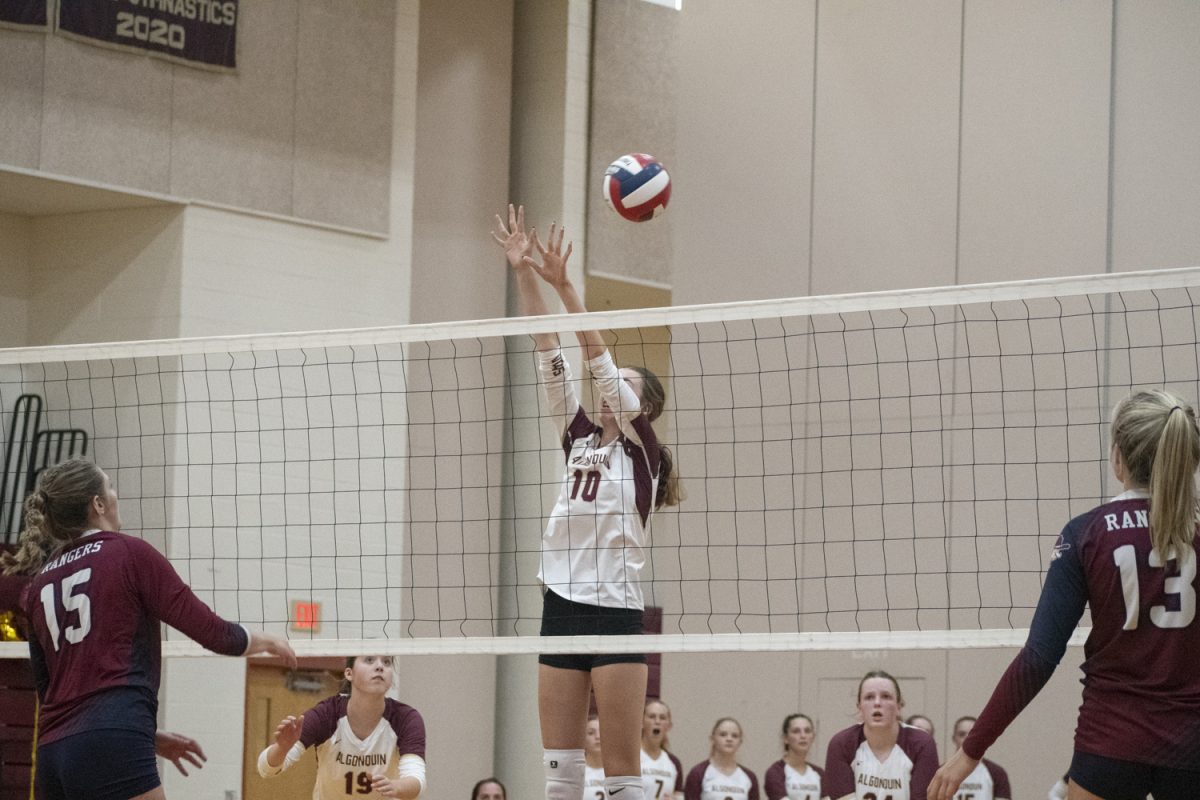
top-left (0, 0), bottom-right (49, 30)
top-left (57, 0), bottom-right (238, 71)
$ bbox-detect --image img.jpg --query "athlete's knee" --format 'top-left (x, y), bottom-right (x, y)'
top-left (544, 749), bottom-right (586, 800)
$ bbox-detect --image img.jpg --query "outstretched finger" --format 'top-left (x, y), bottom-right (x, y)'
top-left (563, 241), bottom-right (573, 262)
top-left (531, 228), bottom-right (547, 256)
top-left (516, 204), bottom-right (525, 232)
top-left (556, 225), bottom-right (566, 250)
top-left (507, 204), bottom-right (517, 230)
top-left (546, 222), bottom-right (557, 250)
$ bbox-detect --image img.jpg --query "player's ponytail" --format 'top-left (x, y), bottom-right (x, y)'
top-left (629, 367), bottom-right (685, 509)
top-left (1111, 390), bottom-right (1200, 560)
top-left (0, 459), bottom-right (103, 577)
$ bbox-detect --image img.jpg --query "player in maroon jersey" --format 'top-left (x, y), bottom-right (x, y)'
top-left (929, 390), bottom-right (1200, 800)
top-left (0, 458), bottom-right (296, 800)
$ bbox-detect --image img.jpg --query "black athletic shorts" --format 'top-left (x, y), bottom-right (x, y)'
top-left (538, 589), bottom-right (646, 670)
top-left (38, 728), bottom-right (160, 800)
top-left (1069, 750), bottom-right (1200, 800)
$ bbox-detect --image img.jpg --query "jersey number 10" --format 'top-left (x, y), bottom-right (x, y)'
top-left (1113, 545), bottom-right (1196, 630)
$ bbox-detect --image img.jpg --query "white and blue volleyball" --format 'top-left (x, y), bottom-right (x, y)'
top-left (603, 153), bottom-right (671, 222)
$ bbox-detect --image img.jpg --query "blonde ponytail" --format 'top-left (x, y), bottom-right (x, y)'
top-left (0, 459), bottom-right (105, 577)
top-left (1111, 391), bottom-right (1200, 559)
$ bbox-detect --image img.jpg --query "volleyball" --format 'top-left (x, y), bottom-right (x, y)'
top-left (602, 153), bottom-right (671, 222)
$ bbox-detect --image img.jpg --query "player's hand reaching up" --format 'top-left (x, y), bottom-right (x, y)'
top-left (273, 714), bottom-right (305, 752)
top-left (492, 204), bottom-right (535, 269)
top-left (525, 222), bottom-right (573, 290)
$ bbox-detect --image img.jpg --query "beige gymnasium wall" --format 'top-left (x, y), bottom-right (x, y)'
top-left (588, 2), bottom-right (1200, 798)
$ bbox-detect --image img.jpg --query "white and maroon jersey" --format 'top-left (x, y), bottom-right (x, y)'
top-left (823, 724), bottom-right (938, 800)
top-left (684, 760), bottom-right (759, 800)
top-left (584, 764), bottom-right (607, 800)
top-left (762, 759), bottom-right (823, 800)
top-left (537, 349), bottom-right (660, 610)
top-left (642, 748), bottom-right (685, 799)
top-left (953, 759), bottom-right (1010, 800)
top-left (259, 695), bottom-right (426, 799)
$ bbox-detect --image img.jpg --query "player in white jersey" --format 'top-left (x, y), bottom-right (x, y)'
top-left (764, 713), bottom-right (823, 800)
top-left (585, 717), bottom-right (608, 800)
top-left (641, 700), bottom-right (685, 800)
top-left (823, 671), bottom-right (939, 800)
top-left (257, 655), bottom-right (426, 799)
top-left (947, 718), bottom-right (1009, 800)
top-left (494, 205), bottom-right (682, 800)
top-left (686, 718), bottom-right (760, 800)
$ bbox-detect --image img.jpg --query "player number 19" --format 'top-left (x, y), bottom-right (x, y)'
top-left (1113, 545), bottom-right (1196, 630)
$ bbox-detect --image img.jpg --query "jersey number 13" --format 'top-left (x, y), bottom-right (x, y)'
top-left (1113, 545), bottom-right (1196, 629)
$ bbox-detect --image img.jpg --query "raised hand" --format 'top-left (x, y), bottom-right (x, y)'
top-left (524, 222), bottom-right (573, 289)
top-left (155, 730), bottom-right (207, 776)
top-left (273, 714), bottom-right (305, 753)
top-left (492, 204), bottom-right (535, 268)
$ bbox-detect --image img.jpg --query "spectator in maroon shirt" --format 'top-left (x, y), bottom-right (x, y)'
top-left (1, 458), bottom-right (296, 800)
top-left (929, 390), bottom-right (1200, 800)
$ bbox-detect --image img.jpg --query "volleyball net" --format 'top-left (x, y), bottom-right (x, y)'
top-left (2, 267), bottom-right (1199, 658)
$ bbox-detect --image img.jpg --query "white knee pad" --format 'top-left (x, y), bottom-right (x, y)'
top-left (604, 775), bottom-right (644, 800)
top-left (544, 749), bottom-right (585, 800)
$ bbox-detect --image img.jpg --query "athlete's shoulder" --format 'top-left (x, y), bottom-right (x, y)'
top-left (383, 698), bottom-right (424, 726)
top-left (897, 724), bottom-right (935, 748)
top-left (764, 759), bottom-right (785, 777)
top-left (826, 723), bottom-right (863, 749)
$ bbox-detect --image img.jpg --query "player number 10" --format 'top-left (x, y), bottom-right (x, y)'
top-left (1113, 545), bottom-right (1197, 630)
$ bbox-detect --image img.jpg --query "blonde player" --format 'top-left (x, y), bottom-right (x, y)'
top-left (685, 718), bottom-right (760, 800)
top-left (823, 671), bottom-right (938, 800)
top-left (641, 700), bottom-right (684, 800)
top-left (493, 205), bottom-right (682, 800)
top-left (258, 655), bottom-right (426, 799)
top-left (764, 714), bottom-right (823, 800)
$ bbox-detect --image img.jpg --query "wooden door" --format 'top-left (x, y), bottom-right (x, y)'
top-left (242, 663), bottom-right (342, 800)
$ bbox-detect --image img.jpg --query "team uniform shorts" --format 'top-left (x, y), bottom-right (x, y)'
top-left (538, 589), bottom-right (646, 670)
top-left (37, 727), bottom-right (160, 800)
top-left (1070, 750), bottom-right (1200, 800)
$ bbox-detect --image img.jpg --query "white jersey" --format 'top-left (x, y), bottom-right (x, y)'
top-left (584, 764), bottom-right (607, 800)
top-left (763, 759), bottom-right (823, 800)
top-left (642, 748), bottom-right (684, 799)
top-left (955, 762), bottom-right (993, 800)
top-left (537, 349), bottom-right (660, 609)
top-left (823, 725), bottom-right (938, 800)
top-left (685, 760), bottom-right (759, 800)
top-left (258, 695), bottom-right (426, 800)
top-left (955, 759), bottom-right (1011, 800)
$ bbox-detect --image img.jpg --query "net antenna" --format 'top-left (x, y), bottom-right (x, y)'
top-left (3, 266), bottom-right (1199, 659)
